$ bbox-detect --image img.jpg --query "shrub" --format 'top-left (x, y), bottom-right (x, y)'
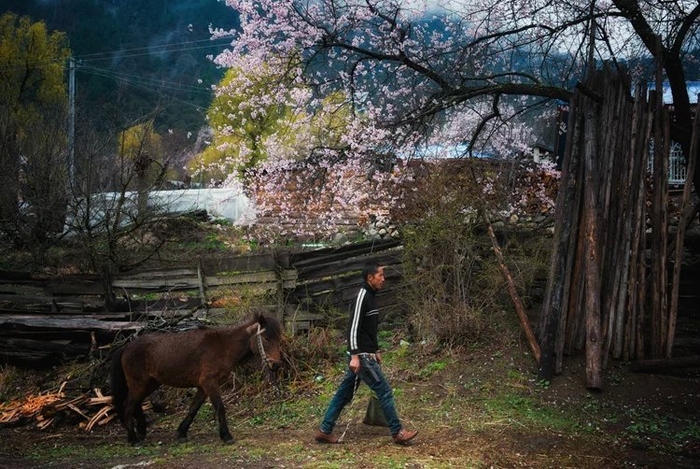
top-left (398, 160), bottom-right (552, 348)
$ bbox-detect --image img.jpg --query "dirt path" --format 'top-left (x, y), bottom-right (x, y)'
top-left (2, 354), bottom-right (699, 468)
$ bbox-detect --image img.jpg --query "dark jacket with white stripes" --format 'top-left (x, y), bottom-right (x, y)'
top-left (347, 282), bottom-right (380, 355)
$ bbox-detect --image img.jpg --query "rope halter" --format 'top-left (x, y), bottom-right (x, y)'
top-left (255, 323), bottom-right (276, 371)
top-left (255, 323), bottom-right (282, 395)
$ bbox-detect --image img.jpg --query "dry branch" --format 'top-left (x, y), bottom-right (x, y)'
top-left (0, 384), bottom-right (116, 432)
top-left (486, 223), bottom-right (541, 362)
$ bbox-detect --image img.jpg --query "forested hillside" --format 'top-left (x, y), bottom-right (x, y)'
top-left (0, 0), bottom-right (239, 133)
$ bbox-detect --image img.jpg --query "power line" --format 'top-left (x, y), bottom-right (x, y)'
top-left (0, 56), bottom-right (68, 73)
top-left (0, 36), bottom-right (234, 72)
top-left (0, 42), bottom-right (223, 109)
top-left (1, 33), bottom-right (234, 119)
top-left (76, 66), bottom-right (213, 111)
top-left (78, 65), bottom-right (214, 96)
top-left (76, 37), bottom-right (235, 63)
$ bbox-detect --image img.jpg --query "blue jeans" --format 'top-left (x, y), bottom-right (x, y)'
top-left (319, 354), bottom-right (402, 435)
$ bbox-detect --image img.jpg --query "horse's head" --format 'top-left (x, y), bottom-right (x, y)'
top-left (246, 314), bottom-right (283, 374)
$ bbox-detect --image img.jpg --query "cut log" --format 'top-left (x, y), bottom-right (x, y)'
top-left (630, 356), bottom-right (700, 373)
top-left (0, 338), bottom-right (90, 361)
top-left (0, 315), bottom-right (142, 332)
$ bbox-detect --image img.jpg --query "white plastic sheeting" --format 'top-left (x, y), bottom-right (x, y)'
top-left (64, 188), bottom-right (254, 234)
top-left (148, 188), bottom-right (253, 223)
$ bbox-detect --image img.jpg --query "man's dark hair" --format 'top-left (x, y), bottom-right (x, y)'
top-left (362, 262), bottom-right (380, 282)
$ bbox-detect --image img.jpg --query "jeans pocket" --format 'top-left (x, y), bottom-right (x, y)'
top-left (360, 356), bottom-right (381, 383)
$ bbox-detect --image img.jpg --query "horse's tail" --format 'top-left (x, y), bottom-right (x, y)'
top-left (110, 346), bottom-right (128, 425)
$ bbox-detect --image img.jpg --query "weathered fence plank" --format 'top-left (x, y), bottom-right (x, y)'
top-left (0, 315), bottom-right (142, 332)
top-left (205, 271), bottom-right (278, 287)
top-left (0, 239), bottom-right (404, 365)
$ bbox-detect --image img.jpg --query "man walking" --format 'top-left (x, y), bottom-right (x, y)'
top-left (314, 262), bottom-right (418, 445)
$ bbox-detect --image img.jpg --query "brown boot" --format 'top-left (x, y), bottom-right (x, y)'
top-left (315, 430), bottom-right (339, 444)
top-left (392, 428), bottom-right (418, 445)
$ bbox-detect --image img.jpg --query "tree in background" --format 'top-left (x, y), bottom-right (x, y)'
top-left (216, 0), bottom-right (699, 191)
top-left (117, 120), bottom-right (167, 214)
top-left (188, 62), bottom-right (310, 184)
top-left (1, 0), bottom-right (239, 134)
top-left (189, 57), bottom-right (361, 184)
top-left (210, 1), bottom-right (700, 367)
top-left (202, 1), bottom-right (575, 244)
top-left (0, 13), bottom-right (70, 249)
top-left (63, 119), bottom-right (182, 276)
top-left (205, 55), bottom-right (557, 242)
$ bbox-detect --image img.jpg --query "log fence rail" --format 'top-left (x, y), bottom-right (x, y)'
top-left (0, 239), bottom-right (402, 364)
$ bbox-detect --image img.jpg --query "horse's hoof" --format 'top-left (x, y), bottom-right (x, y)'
top-left (177, 435), bottom-right (188, 443)
top-left (221, 434), bottom-right (235, 445)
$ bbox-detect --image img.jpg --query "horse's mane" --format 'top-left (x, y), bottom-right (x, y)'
top-left (254, 313), bottom-right (282, 341)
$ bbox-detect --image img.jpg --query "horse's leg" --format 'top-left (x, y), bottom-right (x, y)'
top-left (123, 381), bottom-right (154, 444)
top-left (134, 403), bottom-right (147, 441)
top-left (123, 393), bottom-right (144, 444)
top-left (176, 388), bottom-right (206, 442)
top-left (135, 381), bottom-right (160, 440)
top-left (202, 382), bottom-right (233, 443)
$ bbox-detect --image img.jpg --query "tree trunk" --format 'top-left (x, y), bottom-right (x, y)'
top-left (649, 81), bottom-right (670, 358)
top-left (582, 98), bottom-right (602, 390)
top-left (667, 94), bottom-right (700, 357)
top-left (0, 128), bottom-right (20, 232)
top-left (538, 97), bottom-right (582, 381)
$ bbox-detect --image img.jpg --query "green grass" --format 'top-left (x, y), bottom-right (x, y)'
top-left (248, 399), bottom-right (310, 428)
top-left (622, 407), bottom-right (700, 454)
top-left (4, 328), bottom-right (699, 468)
top-left (26, 440), bottom-right (156, 464)
top-left (480, 393), bottom-right (584, 434)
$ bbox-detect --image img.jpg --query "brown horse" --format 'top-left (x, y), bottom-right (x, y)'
top-left (110, 314), bottom-right (282, 444)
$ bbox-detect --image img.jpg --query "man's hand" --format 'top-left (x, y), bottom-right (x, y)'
top-left (375, 352), bottom-right (382, 364)
top-left (349, 354), bottom-right (360, 374)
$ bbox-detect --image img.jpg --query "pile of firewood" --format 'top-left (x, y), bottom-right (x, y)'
top-left (0, 383), bottom-right (118, 431)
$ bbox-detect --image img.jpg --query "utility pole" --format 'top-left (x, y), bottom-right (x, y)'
top-left (68, 56), bottom-right (75, 189)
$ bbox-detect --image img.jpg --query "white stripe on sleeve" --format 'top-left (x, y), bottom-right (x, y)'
top-left (349, 288), bottom-right (366, 351)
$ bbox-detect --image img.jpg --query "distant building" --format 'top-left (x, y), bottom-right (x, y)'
top-left (647, 81), bottom-right (700, 106)
top-left (530, 143), bottom-right (555, 165)
top-left (647, 80), bottom-right (698, 188)
top-left (553, 82), bottom-right (699, 186)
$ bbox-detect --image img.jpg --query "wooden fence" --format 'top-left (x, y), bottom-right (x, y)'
top-left (537, 65), bottom-right (700, 388)
top-left (0, 239), bottom-right (403, 365)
